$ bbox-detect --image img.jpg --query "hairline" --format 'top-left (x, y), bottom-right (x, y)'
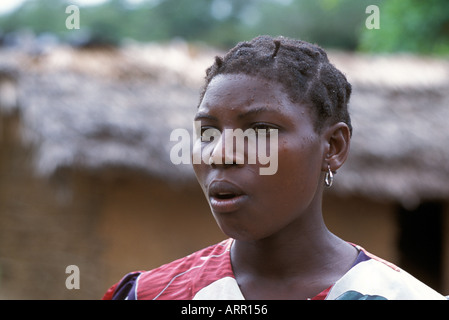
top-left (198, 71), bottom-right (331, 135)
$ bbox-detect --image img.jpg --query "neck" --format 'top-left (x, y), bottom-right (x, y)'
top-left (232, 215), bottom-right (349, 278)
top-left (228, 191), bottom-right (358, 299)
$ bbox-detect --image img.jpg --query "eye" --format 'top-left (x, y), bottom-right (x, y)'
top-left (200, 127), bottom-right (221, 142)
top-left (252, 123), bottom-right (278, 136)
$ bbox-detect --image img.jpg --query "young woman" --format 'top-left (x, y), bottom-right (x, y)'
top-left (103, 36), bottom-right (445, 300)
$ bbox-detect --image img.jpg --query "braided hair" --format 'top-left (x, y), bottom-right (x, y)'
top-left (198, 35), bottom-right (352, 135)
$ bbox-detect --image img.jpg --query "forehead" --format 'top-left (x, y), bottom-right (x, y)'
top-left (198, 74), bottom-right (297, 115)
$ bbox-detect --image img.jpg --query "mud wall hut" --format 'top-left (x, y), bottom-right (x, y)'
top-left (0, 43), bottom-right (448, 299)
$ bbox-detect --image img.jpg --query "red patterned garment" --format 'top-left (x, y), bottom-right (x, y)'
top-left (103, 239), bottom-right (445, 300)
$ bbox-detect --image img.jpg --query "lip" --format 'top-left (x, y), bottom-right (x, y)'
top-left (208, 180), bottom-right (248, 213)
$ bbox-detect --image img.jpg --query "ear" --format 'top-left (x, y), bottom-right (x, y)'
top-left (321, 122), bottom-right (351, 173)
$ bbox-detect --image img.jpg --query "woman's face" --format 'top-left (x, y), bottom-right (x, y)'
top-left (193, 74), bottom-right (327, 241)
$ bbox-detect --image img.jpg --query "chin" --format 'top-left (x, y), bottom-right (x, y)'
top-left (217, 223), bottom-right (272, 243)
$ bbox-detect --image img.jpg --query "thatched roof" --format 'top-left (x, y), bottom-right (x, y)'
top-left (1, 42), bottom-right (448, 206)
top-left (0, 42), bottom-right (216, 182)
top-left (330, 53), bottom-right (449, 206)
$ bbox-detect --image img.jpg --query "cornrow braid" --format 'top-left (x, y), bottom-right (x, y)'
top-left (199, 35), bottom-right (352, 135)
top-left (271, 39), bottom-right (281, 58)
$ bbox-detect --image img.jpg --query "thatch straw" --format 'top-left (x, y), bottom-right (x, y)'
top-left (1, 43), bottom-right (448, 206)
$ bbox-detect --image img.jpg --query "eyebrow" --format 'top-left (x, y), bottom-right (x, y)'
top-left (194, 113), bottom-right (218, 121)
top-left (237, 106), bottom-right (275, 119)
top-left (194, 106), bottom-right (278, 122)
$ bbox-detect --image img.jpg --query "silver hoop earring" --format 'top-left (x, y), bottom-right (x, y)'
top-left (324, 165), bottom-right (333, 188)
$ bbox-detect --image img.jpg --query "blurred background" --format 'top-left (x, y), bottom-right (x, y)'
top-left (0, 0), bottom-right (448, 299)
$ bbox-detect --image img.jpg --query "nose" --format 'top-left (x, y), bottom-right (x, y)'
top-left (208, 129), bottom-right (245, 167)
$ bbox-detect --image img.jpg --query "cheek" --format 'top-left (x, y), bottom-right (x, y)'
top-left (275, 137), bottom-right (322, 191)
top-left (192, 139), bottom-right (211, 187)
top-left (192, 163), bottom-right (208, 198)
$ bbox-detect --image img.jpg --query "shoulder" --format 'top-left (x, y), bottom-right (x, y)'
top-left (327, 245), bottom-right (446, 300)
top-left (103, 239), bottom-right (234, 300)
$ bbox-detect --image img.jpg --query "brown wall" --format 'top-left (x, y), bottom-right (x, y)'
top-left (0, 109), bottom-right (224, 299)
top-left (0, 113), bottom-right (105, 299)
top-left (323, 193), bottom-right (399, 264)
top-left (97, 175), bottom-right (225, 293)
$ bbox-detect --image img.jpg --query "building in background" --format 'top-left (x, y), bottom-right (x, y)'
top-left (0, 42), bottom-right (448, 299)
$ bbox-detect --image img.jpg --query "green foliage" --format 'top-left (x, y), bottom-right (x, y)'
top-left (359, 0), bottom-right (449, 55)
top-left (0, 0), bottom-right (448, 55)
top-left (0, 0), bottom-right (67, 35)
top-left (244, 0), bottom-right (375, 50)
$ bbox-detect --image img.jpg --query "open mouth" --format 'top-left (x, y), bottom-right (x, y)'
top-left (208, 180), bottom-right (247, 213)
top-left (209, 181), bottom-right (244, 199)
top-left (214, 192), bottom-right (239, 200)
